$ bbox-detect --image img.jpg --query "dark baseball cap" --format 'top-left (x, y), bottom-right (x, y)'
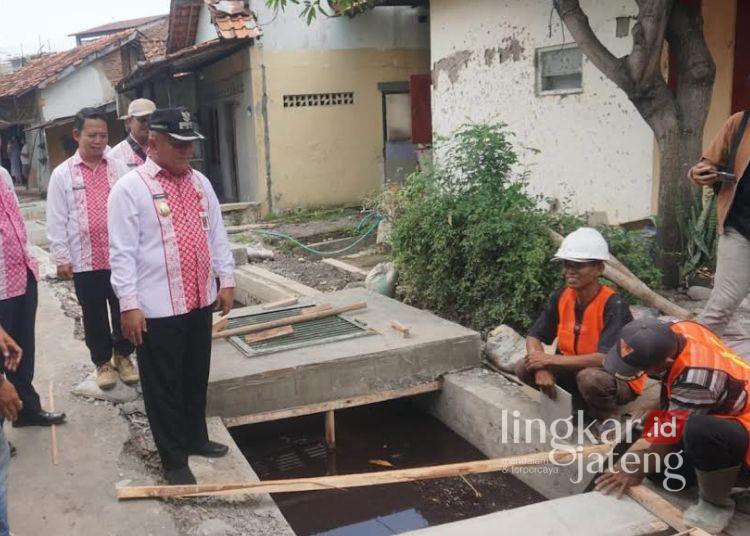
top-left (604, 318), bottom-right (679, 381)
top-left (149, 107), bottom-right (205, 141)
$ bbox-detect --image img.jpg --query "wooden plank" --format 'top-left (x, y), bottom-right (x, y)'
top-left (389, 320), bottom-right (410, 338)
top-left (626, 485), bottom-right (711, 535)
top-left (212, 315), bottom-right (229, 334)
top-left (117, 443), bottom-right (616, 500)
top-left (325, 410), bottom-right (335, 449)
top-left (213, 302), bottom-right (367, 339)
top-left (223, 380), bottom-right (442, 428)
top-left (260, 297), bottom-right (299, 311)
top-left (244, 325), bottom-right (294, 344)
top-left (321, 258), bottom-right (369, 276)
top-left (304, 304), bottom-right (333, 314)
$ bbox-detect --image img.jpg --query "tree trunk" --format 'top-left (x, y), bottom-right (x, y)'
top-left (655, 126), bottom-right (703, 285)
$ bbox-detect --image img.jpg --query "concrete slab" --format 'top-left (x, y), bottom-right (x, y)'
top-left (208, 288), bottom-right (481, 419)
top-left (402, 491), bottom-right (668, 536)
top-left (233, 264), bottom-right (320, 305)
top-left (428, 368), bottom-right (601, 499)
top-left (186, 418), bottom-right (295, 534)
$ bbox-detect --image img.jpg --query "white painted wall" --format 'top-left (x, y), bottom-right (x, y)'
top-left (41, 61), bottom-right (115, 121)
top-left (195, 3), bottom-right (430, 51)
top-left (430, 0), bottom-right (654, 223)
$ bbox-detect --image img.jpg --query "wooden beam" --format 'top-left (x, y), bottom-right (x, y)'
top-left (213, 302), bottom-right (367, 339)
top-left (212, 315), bottom-right (229, 334)
top-left (116, 443), bottom-right (616, 500)
top-left (626, 485), bottom-right (711, 535)
top-left (325, 410), bottom-right (335, 449)
top-left (222, 380), bottom-right (442, 428)
top-left (244, 325), bottom-right (294, 344)
top-left (389, 320), bottom-right (410, 338)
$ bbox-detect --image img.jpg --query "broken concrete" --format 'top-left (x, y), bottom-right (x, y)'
top-left (208, 288), bottom-right (481, 419)
top-left (402, 491), bottom-right (668, 536)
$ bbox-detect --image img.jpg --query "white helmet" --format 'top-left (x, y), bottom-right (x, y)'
top-left (553, 227), bottom-right (610, 262)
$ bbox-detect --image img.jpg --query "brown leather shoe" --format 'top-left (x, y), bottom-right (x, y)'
top-left (96, 362), bottom-right (118, 390)
top-left (112, 354), bottom-right (139, 385)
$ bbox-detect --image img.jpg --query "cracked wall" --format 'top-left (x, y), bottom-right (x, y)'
top-left (430, 0), bottom-right (653, 224)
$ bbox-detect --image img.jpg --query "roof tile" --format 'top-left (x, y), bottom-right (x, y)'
top-left (0, 30), bottom-right (137, 99)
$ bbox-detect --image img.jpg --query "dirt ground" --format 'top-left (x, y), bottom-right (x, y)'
top-left (257, 252), bottom-right (365, 292)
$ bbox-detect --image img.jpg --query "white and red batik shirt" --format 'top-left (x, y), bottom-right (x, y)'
top-left (0, 167), bottom-right (39, 300)
top-left (108, 135), bottom-right (147, 169)
top-left (46, 151), bottom-right (129, 273)
top-left (108, 158), bottom-right (235, 319)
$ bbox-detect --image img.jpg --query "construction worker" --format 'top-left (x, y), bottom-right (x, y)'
top-left (108, 107), bottom-right (236, 485)
top-left (108, 98), bottom-right (155, 168)
top-left (46, 108), bottom-right (139, 391)
top-left (598, 317), bottom-right (750, 534)
top-left (0, 165), bottom-right (64, 428)
top-left (515, 227), bottom-right (645, 423)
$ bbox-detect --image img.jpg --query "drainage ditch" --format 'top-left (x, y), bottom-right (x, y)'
top-left (230, 397), bottom-right (544, 536)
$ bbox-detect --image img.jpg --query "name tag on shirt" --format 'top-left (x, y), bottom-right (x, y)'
top-left (72, 185), bottom-right (86, 191)
top-left (200, 211), bottom-right (210, 231)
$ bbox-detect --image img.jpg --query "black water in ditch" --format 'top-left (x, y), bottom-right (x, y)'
top-left (230, 398), bottom-right (545, 536)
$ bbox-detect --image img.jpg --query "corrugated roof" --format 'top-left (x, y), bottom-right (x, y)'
top-left (0, 30), bottom-right (137, 99)
top-left (70, 14), bottom-right (168, 37)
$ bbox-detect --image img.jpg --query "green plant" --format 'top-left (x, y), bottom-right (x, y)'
top-left (676, 189), bottom-right (717, 285)
top-left (389, 123), bottom-right (663, 333)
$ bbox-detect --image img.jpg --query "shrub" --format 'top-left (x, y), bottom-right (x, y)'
top-left (389, 123), bottom-right (662, 334)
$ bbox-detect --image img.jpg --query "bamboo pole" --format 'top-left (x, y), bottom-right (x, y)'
top-left (48, 381), bottom-right (59, 466)
top-left (117, 443), bottom-right (615, 500)
top-left (213, 302), bottom-right (367, 339)
top-left (547, 229), bottom-right (691, 320)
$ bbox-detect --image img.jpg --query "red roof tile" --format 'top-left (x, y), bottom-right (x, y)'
top-left (0, 30), bottom-right (138, 99)
top-left (205, 0), bottom-right (261, 41)
top-left (139, 19), bottom-right (169, 60)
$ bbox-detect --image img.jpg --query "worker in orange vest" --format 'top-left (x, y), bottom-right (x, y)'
top-left (598, 317), bottom-right (750, 534)
top-left (516, 228), bottom-right (645, 425)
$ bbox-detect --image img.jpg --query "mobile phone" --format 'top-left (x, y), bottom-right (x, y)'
top-left (715, 170), bottom-right (737, 183)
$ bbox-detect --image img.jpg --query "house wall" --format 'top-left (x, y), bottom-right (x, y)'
top-left (198, 49), bottom-right (258, 203)
top-left (40, 60), bottom-right (116, 122)
top-left (244, 4), bottom-right (430, 211)
top-left (430, 0), bottom-right (652, 224)
top-left (430, 0), bottom-right (739, 224)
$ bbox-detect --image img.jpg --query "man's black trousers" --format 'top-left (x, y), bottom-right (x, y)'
top-left (136, 306), bottom-right (212, 471)
top-left (0, 271), bottom-right (41, 415)
top-left (73, 270), bottom-right (133, 366)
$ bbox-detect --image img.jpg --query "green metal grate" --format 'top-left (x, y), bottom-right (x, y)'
top-left (227, 305), bottom-right (371, 357)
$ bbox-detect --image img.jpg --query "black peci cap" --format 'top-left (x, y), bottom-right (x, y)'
top-left (603, 318), bottom-right (679, 381)
top-left (149, 107), bottom-right (205, 141)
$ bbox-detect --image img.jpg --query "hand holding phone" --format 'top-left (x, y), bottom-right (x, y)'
top-left (714, 170), bottom-right (737, 183)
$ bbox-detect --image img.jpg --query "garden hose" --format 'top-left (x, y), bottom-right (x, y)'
top-left (252, 211), bottom-right (383, 257)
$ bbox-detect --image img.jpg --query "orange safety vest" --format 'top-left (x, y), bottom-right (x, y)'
top-left (557, 286), bottom-right (647, 395)
top-left (666, 321), bottom-right (750, 467)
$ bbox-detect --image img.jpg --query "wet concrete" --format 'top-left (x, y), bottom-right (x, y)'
top-left (231, 398), bottom-right (544, 536)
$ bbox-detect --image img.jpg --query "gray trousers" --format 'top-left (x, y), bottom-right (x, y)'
top-left (697, 228), bottom-right (750, 337)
